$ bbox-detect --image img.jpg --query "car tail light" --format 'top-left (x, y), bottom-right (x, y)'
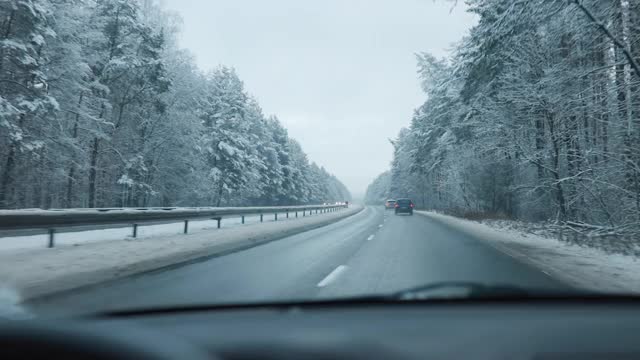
top-left (410, 203), bottom-right (414, 208)
top-left (394, 204), bottom-right (399, 208)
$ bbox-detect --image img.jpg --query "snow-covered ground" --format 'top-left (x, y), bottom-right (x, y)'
top-left (416, 211), bottom-right (640, 294)
top-left (0, 206), bottom-right (362, 318)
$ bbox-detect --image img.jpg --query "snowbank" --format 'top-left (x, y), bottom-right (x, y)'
top-left (0, 206), bottom-right (362, 306)
top-left (416, 211), bottom-right (640, 294)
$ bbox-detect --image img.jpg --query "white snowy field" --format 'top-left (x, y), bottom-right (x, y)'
top-left (0, 213), bottom-right (287, 253)
top-left (416, 211), bottom-right (640, 294)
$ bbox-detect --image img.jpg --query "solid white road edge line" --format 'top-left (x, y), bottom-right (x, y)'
top-left (367, 235), bottom-right (375, 241)
top-left (317, 265), bottom-right (348, 287)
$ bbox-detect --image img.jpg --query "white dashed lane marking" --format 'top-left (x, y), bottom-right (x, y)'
top-left (317, 265), bottom-right (348, 287)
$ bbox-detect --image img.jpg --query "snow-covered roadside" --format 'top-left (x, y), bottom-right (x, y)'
top-left (416, 211), bottom-right (640, 294)
top-left (0, 206), bottom-right (363, 308)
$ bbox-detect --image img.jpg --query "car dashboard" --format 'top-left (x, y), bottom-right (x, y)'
top-left (2, 299), bottom-right (640, 359)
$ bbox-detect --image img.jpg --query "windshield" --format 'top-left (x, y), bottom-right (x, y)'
top-left (1, 0), bottom-right (640, 319)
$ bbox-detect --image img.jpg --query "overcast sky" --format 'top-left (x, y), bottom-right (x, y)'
top-left (163, 0), bottom-right (476, 197)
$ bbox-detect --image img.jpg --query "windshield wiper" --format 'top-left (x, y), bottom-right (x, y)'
top-left (391, 281), bottom-right (532, 300)
top-left (98, 282), bottom-right (596, 318)
top-left (99, 287), bottom-right (629, 318)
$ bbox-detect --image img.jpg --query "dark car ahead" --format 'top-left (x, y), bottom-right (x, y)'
top-left (394, 198), bottom-right (414, 215)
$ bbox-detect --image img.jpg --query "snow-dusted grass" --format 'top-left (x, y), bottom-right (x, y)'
top-left (416, 211), bottom-right (640, 293)
top-left (0, 206), bottom-right (362, 310)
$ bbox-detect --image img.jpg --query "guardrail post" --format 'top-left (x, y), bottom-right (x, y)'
top-left (48, 229), bottom-right (55, 248)
top-left (217, 218), bottom-right (221, 229)
top-left (303, 210), bottom-right (305, 217)
top-left (132, 224), bottom-right (138, 238)
top-left (184, 220), bottom-right (189, 234)
top-left (295, 211), bottom-right (298, 218)
top-left (275, 213), bottom-right (278, 221)
top-left (260, 214), bottom-right (263, 222)
top-left (241, 215), bottom-right (245, 224)
top-left (286, 211), bottom-right (289, 218)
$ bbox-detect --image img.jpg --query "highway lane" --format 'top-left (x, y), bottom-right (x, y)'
top-left (29, 207), bottom-right (570, 316)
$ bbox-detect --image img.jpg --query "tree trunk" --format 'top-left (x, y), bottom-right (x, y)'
top-left (613, 0), bottom-right (636, 196)
top-left (88, 137), bottom-right (100, 208)
top-left (0, 142), bottom-right (16, 209)
top-left (215, 180), bottom-right (224, 207)
top-left (564, 115), bottom-right (582, 220)
top-left (66, 93), bottom-right (83, 207)
top-left (535, 115), bottom-right (546, 181)
top-left (547, 113), bottom-right (567, 221)
top-left (87, 104), bottom-right (106, 208)
top-left (630, 0), bottom-right (640, 220)
top-left (0, 114), bottom-right (24, 209)
top-left (66, 165), bottom-right (76, 207)
top-left (0, 10), bottom-right (15, 76)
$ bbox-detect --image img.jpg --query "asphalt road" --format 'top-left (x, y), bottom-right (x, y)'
top-left (29, 207), bottom-right (569, 316)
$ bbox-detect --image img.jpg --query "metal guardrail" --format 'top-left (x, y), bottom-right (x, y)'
top-left (0, 204), bottom-right (348, 248)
